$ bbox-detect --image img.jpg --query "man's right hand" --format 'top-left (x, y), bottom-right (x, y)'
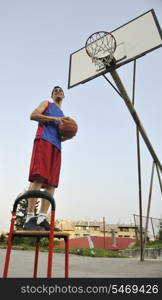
top-left (54, 117), bottom-right (70, 124)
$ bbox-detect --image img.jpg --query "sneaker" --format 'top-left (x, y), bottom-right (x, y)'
top-left (39, 219), bottom-right (60, 232)
top-left (38, 219), bottom-right (50, 231)
top-left (23, 217), bottom-right (41, 231)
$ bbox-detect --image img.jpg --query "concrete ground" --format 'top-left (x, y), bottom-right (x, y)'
top-left (0, 249), bottom-right (162, 278)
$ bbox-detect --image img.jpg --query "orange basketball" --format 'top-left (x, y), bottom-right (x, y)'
top-left (58, 118), bottom-right (78, 138)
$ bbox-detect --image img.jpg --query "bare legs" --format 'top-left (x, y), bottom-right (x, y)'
top-left (27, 182), bottom-right (55, 214)
top-left (39, 186), bottom-right (55, 213)
top-left (27, 182), bottom-right (42, 213)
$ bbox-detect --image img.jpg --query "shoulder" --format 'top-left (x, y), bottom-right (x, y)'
top-left (35, 100), bottom-right (49, 111)
top-left (38, 100), bottom-right (49, 108)
top-left (31, 100), bottom-right (49, 115)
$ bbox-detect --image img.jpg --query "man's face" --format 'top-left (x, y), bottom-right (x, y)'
top-left (52, 87), bottom-right (65, 101)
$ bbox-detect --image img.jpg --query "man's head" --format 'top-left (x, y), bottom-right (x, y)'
top-left (51, 86), bottom-right (65, 102)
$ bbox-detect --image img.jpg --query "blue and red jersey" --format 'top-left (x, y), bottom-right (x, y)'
top-left (35, 101), bottom-right (64, 151)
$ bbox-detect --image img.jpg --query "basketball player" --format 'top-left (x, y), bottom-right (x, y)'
top-left (24, 86), bottom-right (69, 231)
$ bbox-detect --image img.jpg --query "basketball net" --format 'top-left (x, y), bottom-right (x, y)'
top-left (85, 31), bottom-right (116, 69)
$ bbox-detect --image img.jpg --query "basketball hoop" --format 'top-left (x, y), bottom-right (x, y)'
top-left (85, 31), bottom-right (116, 69)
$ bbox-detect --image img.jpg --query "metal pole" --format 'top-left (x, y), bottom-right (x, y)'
top-left (109, 69), bottom-right (162, 172)
top-left (109, 68), bottom-right (143, 260)
top-left (131, 59), bottom-right (144, 261)
top-left (103, 68), bottom-right (162, 259)
top-left (132, 60), bottom-right (136, 106)
top-left (145, 161), bottom-right (155, 236)
top-left (143, 161), bottom-right (155, 257)
top-left (155, 163), bottom-right (162, 196)
top-left (136, 127), bottom-right (144, 260)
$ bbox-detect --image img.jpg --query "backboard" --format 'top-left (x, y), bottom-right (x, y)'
top-left (68, 9), bottom-right (162, 89)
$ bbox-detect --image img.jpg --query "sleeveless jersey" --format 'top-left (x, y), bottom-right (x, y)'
top-left (35, 101), bottom-right (64, 151)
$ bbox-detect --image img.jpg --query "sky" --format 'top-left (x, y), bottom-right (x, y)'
top-left (0, 0), bottom-right (162, 233)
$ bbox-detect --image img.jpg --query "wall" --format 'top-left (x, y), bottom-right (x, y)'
top-left (119, 248), bottom-right (162, 259)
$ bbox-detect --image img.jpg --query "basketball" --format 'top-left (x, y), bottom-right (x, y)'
top-left (58, 118), bottom-right (78, 138)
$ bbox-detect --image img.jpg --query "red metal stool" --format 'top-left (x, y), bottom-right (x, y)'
top-left (2, 190), bottom-right (69, 278)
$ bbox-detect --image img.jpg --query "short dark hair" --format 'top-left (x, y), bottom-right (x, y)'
top-left (51, 86), bottom-right (63, 97)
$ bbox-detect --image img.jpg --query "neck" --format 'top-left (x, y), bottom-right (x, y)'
top-left (52, 98), bottom-right (62, 108)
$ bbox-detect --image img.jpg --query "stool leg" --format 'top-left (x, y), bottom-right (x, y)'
top-left (47, 210), bottom-right (55, 278)
top-left (3, 212), bottom-right (16, 277)
top-left (33, 238), bottom-right (40, 278)
top-left (64, 236), bottom-right (69, 278)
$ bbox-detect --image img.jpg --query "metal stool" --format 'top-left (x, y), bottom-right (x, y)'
top-left (3, 190), bottom-right (69, 278)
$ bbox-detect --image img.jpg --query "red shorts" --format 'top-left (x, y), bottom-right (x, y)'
top-left (28, 139), bottom-right (61, 188)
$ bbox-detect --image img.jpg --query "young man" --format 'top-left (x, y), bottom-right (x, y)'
top-left (24, 86), bottom-right (69, 231)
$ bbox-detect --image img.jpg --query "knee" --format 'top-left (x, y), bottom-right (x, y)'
top-left (30, 181), bottom-right (42, 189)
top-left (45, 185), bottom-right (55, 195)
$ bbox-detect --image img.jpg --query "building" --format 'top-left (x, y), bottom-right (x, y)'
top-left (55, 219), bottom-right (137, 239)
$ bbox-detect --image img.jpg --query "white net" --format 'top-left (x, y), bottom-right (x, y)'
top-left (85, 31), bottom-right (116, 68)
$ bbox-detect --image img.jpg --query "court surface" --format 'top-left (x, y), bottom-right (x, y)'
top-left (0, 249), bottom-right (162, 278)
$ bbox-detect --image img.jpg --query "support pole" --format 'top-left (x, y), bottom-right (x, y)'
top-left (109, 68), bottom-right (162, 261)
top-left (132, 60), bottom-right (136, 106)
top-left (103, 68), bottom-right (162, 260)
top-left (131, 59), bottom-right (144, 261)
top-left (155, 163), bottom-right (162, 196)
top-left (109, 69), bottom-right (162, 172)
top-left (136, 127), bottom-right (144, 260)
top-left (143, 161), bottom-right (155, 258)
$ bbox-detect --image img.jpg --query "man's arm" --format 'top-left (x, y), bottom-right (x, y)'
top-left (30, 101), bottom-right (67, 123)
